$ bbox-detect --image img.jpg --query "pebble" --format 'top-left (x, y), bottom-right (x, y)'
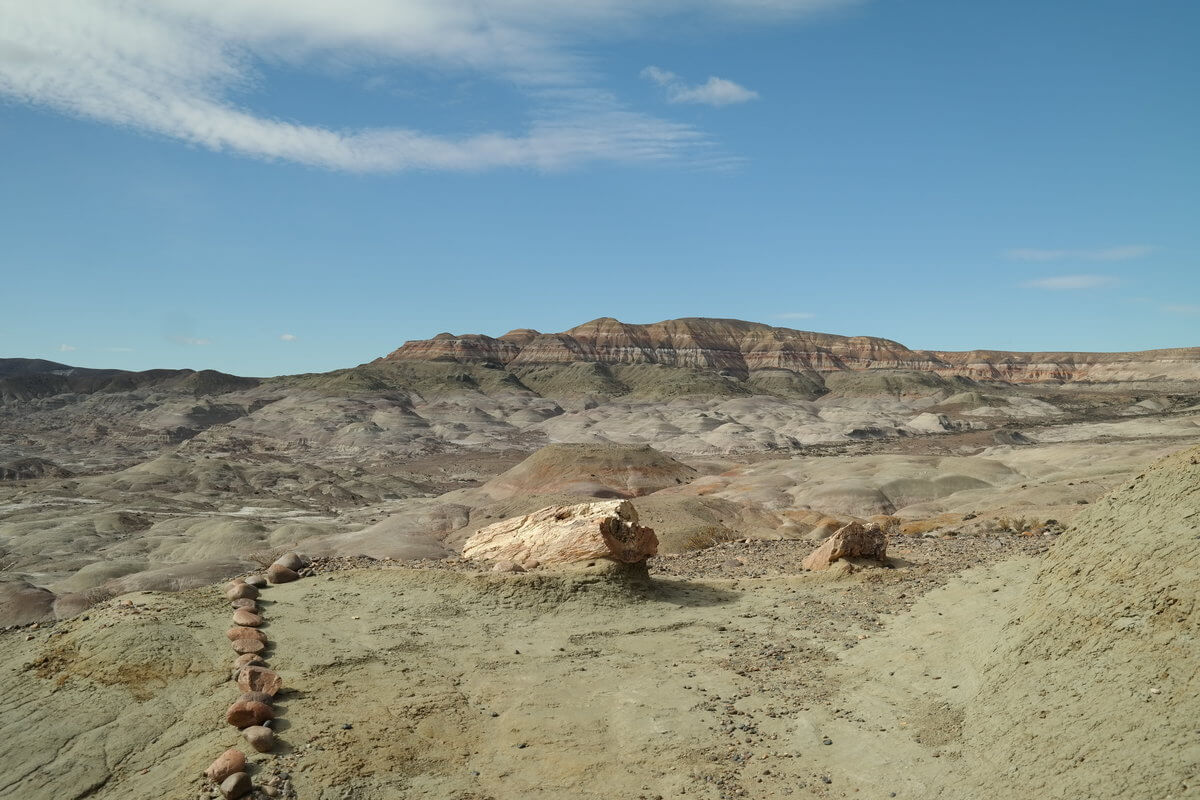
top-left (237, 666), bottom-right (283, 696)
top-left (204, 748), bottom-right (246, 783)
top-left (243, 725), bottom-right (276, 753)
top-left (226, 700), bottom-right (274, 728)
top-left (219, 771), bottom-right (252, 799)
top-left (231, 638), bottom-right (266, 655)
top-left (232, 609), bottom-right (264, 627)
top-left (233, 653), bottom-right (267, 669)
top-left (226, 584), bottom-right (259, 601)
top-left (226, 627), bottom-right (267, 643)
top-left (266, 564), bottom-right (300, 584)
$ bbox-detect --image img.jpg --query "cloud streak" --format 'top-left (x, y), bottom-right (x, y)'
top-left (1006, 245), bottom-right (1155, 262)
top-left (0, 0), bottom-right (842, 172)
top-left (641, 66), bottom-right (760, 106)
top-left (1021, 275), bottom-right (1118, 290)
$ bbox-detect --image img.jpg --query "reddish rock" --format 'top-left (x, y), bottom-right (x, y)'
top-left (266, 563), bottom-right (299, 584)
top-left (243, 725), bottom-right (275, 753)
top-left (233, 653), bottom-right (267, 669)
top-left (238, 691), bottom-right (274, 705)
top-left (226, 584), bottom-right (259, 601)
top-left (231, 638), bottom-right (266, 655)
top-left (225, 700), bottom-right (273, 728)
top-left (801, 522), bottom-right (888, 570)
top-left (204, 748), bottom-right (245, 783)
top-left (237, 665), bottom-right (283, 696)
top-left (226, 627), bottom-right (267, 642)
top-left (219, 771), bottom-right (252, 799)
top-left (231, 609), bottom-right (263, 627)
top-left (273, 552), bottom-right (307, 571)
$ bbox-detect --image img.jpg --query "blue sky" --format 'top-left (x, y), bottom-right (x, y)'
top-left (1, 0), bottom-right (1197, 376)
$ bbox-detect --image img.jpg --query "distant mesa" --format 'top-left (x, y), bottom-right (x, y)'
top-left (378, 316), bottom-right (1200, 385)
top-left (477, 443), bottom-right (698, 501)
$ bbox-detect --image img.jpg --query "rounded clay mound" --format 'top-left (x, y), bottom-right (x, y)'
top-left (962, 444), bottom-right (1200, 799)
top-left (480, 443), bottom-right (698, 500)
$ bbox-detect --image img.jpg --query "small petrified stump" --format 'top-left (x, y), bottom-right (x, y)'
top-left (226, 627), bottom-right (267, 643)
top-left (801, 522), bottom-right (888, 570)
top-left (237, 665), bottom-right (283, 697)
top-left (226, 584), bottom-right (259, 601)
top-left (232, 609), bottom-right (263, 627)
top-left (243, 725), bottom-right (275, 753)
top-left (230, 598), bottom-right (258, 611)
top-left (266, 563), bottom-right (299, 584)
top-left (219, 771), bottom-right (252, 799)
top-left (204, 748), bottom-right (245, 783)
top-left (226, 700), bottom-right (274, 728)
top-left (231, 638), bottom-right (266, 655)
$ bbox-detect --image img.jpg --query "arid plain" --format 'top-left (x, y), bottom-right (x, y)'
top-left (1, 317), bottom-right (1198, 800)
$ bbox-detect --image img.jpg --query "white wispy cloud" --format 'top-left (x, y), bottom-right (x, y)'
top-left (641, 66), bottom-right (760, 106)
top-left (1021, 275), bottom-right (1118, 290)
top-left (280, 333), bottom-right (298, 342)
top-left (1164, 304), bottom-right (1200, 315)
top-left (774, 312), bottom-right (815, 320)
top-left (173, 336), bottom-right (212, 346)
top-left (0, 1), bottom-right (841, 172)
top-left (1006, 245), bottom-right (1155, 262)
top-left (58, 343), bottom-right (76, 352)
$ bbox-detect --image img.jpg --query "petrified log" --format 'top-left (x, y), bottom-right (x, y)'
top-left (204, 748), bottom-right (245, 783)
top-left (233, 653), bottom-right (267, 669)
top-left (801, 522), bottom-right (888, 570)
top-left (244, 575), bottom-right (268, 588)
top-left (462, 499), bottom-right (658, 569)
top-left (273, 552), bottom-right (307, 571)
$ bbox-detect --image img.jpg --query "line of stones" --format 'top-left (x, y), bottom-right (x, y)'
top-left (202, 552), bottom-right (309, 800)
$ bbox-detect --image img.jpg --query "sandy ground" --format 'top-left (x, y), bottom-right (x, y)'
top-left (0, 534), bottom-right (1047, 800)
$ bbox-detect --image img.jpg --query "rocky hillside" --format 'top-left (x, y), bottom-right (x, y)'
top-left (381, 317), bottom-right (1200, 384)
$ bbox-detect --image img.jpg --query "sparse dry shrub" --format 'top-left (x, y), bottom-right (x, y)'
top-left (683, 526), bottom-right (741, 551)
top-left (247, 547), bottom-right (288, 568)
top-left (81, 586), bottom-right (117, 607)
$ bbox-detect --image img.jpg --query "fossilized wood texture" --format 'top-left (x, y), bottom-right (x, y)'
top-left (462, 499), bottom-right (659, 568)
top-left (802, 521), bottom-right (888, 570)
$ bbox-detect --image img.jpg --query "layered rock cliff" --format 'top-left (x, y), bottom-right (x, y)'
top-left (378, 317), bottom-right (1200, 385)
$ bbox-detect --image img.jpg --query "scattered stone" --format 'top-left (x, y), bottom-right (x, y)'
top-left (238, 691), bottom-right (274, 705)
top-left (231, 638), bottom-right (266, 655)
top-left (243, 725), bottom-right (275, 752)
top-left (463, 499), bottom-right (659, 568)
top-left (233, 653), bottom-right (267, 669)
top-left (266, 564), bottom-right (300, 584)
top-left (204, 748), bottom-right (246, 783)
top-left (226, 627), bottom-right (267, 643)
top-left (491, 560), bottom-right (525, 573)
top-left (219, 771), bottom-right (252, 799)
top-left (237, 665), bottom-right (283, 696)
top-left (232, 609), bottom-right (263, 627)
top-left (273, 552), bottom-right (307, 571)
top-left (244, 575), bottom-right (268, 588)
top-left (226, 584), bottom-right (259, 601)
top-left (802, 522), bottom-right (888, 570)
top-left (226, 700), bottom-right (274, 728)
